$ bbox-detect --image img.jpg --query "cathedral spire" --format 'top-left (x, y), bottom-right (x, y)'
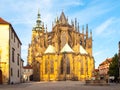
top-left (82, 25), bottom-right (84, 34)
top-left (36, 9), bottom-right (42, 28)
top-left (78, 23), bottom-right (80, 32)
top-left (46, 24), bottom-right (48, 33)
top-left (75, 18), bottom-right (77, 31)
top-left (59, 11), bottom-right (68, 24)
top-left (90, 29), bottom-right (92, 38)
top-left (86, 24), bottom-right (88, 38)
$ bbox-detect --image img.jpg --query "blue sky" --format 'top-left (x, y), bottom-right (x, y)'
top-left (0, 0), bottom-right (120, 68)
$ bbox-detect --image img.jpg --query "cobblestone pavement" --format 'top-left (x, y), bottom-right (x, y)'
top-left (0, 81), bottom-right (120, 90)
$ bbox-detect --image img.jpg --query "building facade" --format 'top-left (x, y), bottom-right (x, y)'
top-left (23, 65), bottom-right (33, 82)
top-left (27, 12), bottom-right (95, 81)
top-left (0, 17), bottom-right (22, 84)
top-left (98, 58), bottom-right (112, 79)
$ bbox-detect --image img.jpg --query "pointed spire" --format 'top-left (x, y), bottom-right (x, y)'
top-left (82, 25), bottom-right (84, 34)
top-left (90, 29), bottom-right (92, 38)
top-left (46, 24), bottom-right (48, 33)
top-left (71, 19), bottom-right (74, 26)
top-left (86, 24), bottom-right (88, 38)
top-left (36, 9), bottom-right (42, 27)
top-left (75, 18), bottom-right (77, 31)
top-left (59, 11), bottom-right (68, 24)
top-left (43, 22), bottom-right (45, 30)
top-left (56, 16), bottom-right (59, 24)
top-left (78, 23), bottom-right (79, 32)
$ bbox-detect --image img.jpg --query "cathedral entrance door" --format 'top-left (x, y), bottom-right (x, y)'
top-left (0, 70), bottom-right (2, 84)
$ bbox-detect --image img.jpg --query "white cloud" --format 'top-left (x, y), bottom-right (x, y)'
top-left (94, 17), bottom-right (114, 35)
top-left (72, 1), bottom-right (117, 25)
top-left (22, 45), bottom-right (28, 51)
top-left (93, 51), bottom-right (103, 57)
top-left (62, 1), bottom-right (84, 7)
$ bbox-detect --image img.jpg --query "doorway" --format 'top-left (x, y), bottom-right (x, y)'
top-left (0, 70), bottom-right (2, 84)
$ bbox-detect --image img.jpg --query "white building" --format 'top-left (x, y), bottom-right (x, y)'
top-left (20, 59), bottom-right (24, 83)
top-left (0, 17), bottom-right (22, 84)
top-left (23, 65), bottom-right (33, 82)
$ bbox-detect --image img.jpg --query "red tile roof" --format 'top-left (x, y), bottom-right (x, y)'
top-left (99, 58), bottom-right (112, 66)
top-left (0, 17), bottom-right (10, 24)
top-left (0, 17), bottom-right (22, 45)
top-left (23, 65), bottom-right (32, 69)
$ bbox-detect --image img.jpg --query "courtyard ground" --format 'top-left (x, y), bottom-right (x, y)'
top-left (0, 81), bottom-right (120, 90)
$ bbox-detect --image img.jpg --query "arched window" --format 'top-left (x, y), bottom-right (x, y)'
top-left (60, 59), bottom-right (64, 74)
top-left (81, 60), bottom-right (84, 75)
top-left (45, 59), bottom-right (48, 74)
top-left (50, 60), bottom-right (54, 74)
top-left (66, 58), bottom-right (70, 74)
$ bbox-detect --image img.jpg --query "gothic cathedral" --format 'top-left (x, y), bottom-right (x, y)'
top-left (27, 11), bottom-right (95, 81)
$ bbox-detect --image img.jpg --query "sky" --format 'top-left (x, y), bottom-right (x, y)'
top-left (0, 0), bottom-right (120, 68)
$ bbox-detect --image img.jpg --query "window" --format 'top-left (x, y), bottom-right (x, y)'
top-left (17, 54), bottom-right (19, 65)
top-left (81, 68), bottom-right (84, 75)
top-left (66, 58), bottom-right (70, 74)
top-left (81, 60), bottom-right (84, 75)
top-left (60, 59), bottom-right (64, 74)
top-left (18, 69), bottom-right (19, 77)
top-left (11, 68), bottom-right (13, 76)
top-left (12, 48), bottom-right (15, 62)
top-left (50, 60), bottom-right (54, 74)
top-left (45, 60), bottom-right (48, 74)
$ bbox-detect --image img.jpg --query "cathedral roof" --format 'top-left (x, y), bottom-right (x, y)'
top-left (44, 45), bottom-right (56, 54)
top-left (80, 45), bottom-right (88, 54)
top-left (60, 43), bottom-right (74, 53)
top-left (59, 11), bottom-right (68, 24)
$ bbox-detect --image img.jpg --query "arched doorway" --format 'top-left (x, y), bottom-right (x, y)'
top-left (0, 70), bottom-right (2, 84)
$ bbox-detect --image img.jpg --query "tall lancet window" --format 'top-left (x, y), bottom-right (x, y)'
top-left (50, 60), bottom-right (54, 74)
top-left (66, 58), bottom-right (70, 74)
top-left (60, 59), bottom-right (64, 74)
top-left (45, 59), bottom-right (48, 74)
top-left (81, 59), bottom-right (84, 75)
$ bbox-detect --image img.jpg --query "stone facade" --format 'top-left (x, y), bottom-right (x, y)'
top-left (0, 17), bottom-right (22, 84)
top-left (27, 11), bottom-right (95, 81)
